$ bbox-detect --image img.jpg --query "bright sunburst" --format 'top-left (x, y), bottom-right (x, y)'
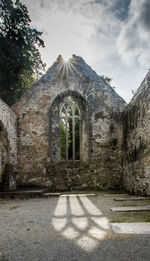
top-left (56, 55), bottom-right (80, 78)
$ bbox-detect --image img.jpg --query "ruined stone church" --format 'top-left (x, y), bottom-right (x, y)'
top-left (0, 55), bottom-right (150, 195)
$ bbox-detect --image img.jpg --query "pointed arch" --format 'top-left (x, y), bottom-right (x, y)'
top-left (60, 96), bottom-right (81, 160)
top-left (49, 91), bottom-right (90, 163)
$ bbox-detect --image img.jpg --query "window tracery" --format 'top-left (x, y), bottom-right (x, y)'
top-left (60, 97), bottom-right (80, 160)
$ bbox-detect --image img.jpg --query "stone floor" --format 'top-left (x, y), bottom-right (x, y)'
top-left (0, 192), bottom-right (150, 261)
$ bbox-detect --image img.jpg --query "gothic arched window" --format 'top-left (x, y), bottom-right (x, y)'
top-left (60, 97), bottom-right (80, 160)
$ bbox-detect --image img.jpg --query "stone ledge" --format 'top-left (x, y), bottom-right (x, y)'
top-left (111, 205), bottom-right (150, 212)
top-left (111, 222), bottom-right (150, 234)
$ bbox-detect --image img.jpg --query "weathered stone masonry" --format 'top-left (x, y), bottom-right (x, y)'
top-left (122, 71), bottom-right (150, 195)
top-left (13, 55), bottom-right (126, 190)
top-left (1, 55), bottom-right (149, 195)
top-left (0, 98), bottom-right (17, 186)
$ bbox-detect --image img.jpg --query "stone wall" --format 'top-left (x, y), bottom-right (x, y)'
top-left (13, 55), bottom-right (126, 190)
top-left (0, 121), bottom-right (10, 183)
top-left (0, 99), bottom-right (17, 169)
top-left (122, 71), bottom-right (150, 195)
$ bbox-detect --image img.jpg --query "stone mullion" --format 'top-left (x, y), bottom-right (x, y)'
top-left (75, 116), bottom-right (81, 160)
top-left (72, 113), bottom-right (75, 161)
top-left (66, 117), bottom-right (68, 161)
top-left (61, 100), bottom-right (81, 161)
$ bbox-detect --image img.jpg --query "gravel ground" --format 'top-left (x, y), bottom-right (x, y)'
top-left (0, 192), bottom-right (150, 261)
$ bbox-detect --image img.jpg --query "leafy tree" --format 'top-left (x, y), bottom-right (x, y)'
top-left (0, 0), bottom-right (46, 105)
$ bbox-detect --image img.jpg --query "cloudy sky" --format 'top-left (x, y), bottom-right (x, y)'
top-left (22, 0), bottom-right (150, 102)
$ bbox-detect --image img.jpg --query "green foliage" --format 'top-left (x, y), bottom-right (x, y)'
top-left (101, 75), bottom-right (112, 84)
top-left (68, 117), bottom-right (72, 160)
top-left (60, 120), bottom-right (72, 160)
top-left (75, 118), bottom-right (80, 160)
top-left (60, 118), bottom-right (80, 160)
top-left (60, 121), bottom-right (66, 160)
top-left (0, 0), bottom-right (46, 105)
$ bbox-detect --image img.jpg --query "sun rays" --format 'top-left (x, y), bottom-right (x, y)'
top-left (56, 55), bottom-right (82, 79)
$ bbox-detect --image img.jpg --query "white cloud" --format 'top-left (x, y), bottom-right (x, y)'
top-left (21, 0), bottom-right (149, 102)
top-left (117, 0), bottom-right (150, 67)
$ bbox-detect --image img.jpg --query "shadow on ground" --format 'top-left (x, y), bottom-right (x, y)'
top-left (0, 193), bottom-right (150, 261)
